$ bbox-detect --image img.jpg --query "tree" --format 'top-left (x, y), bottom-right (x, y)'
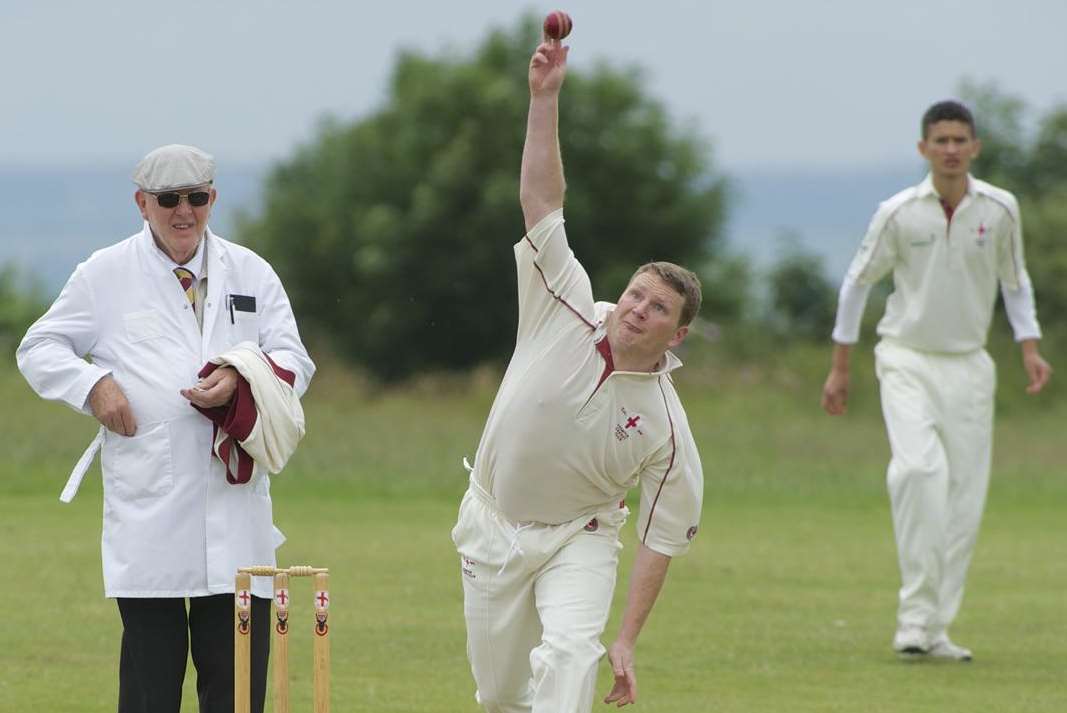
top-left (238, 16), bottom-right (727, 380)
top-left (0, 263), bottom-right (46, 353)
top-left (960, 80), bottom-right (1067, 329)
top-left (766, 233), bottom-right (836, 341)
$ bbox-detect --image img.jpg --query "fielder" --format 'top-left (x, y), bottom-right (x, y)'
top-left (17, 145), bottom-right (315, 712)
top-left (451, 38), bottom-right (703, 712)
top-left (821, 101), bottom-right (1052, 661)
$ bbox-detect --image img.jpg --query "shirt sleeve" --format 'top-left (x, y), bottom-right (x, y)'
top-left (513, 209), bottom-right (597, 345)
top-left (844, 204), bottom-right (899, 286)
top-left (830, 276), bottom-right (873, 344)
top-left (16, 264), bottom-right (111, 414)
top-left (1001, 270), bottom-right (1042, 342)
top-left (996, 193), bottom-right (1026, 290)
top-left (635, 393), bottom-right (703, 557)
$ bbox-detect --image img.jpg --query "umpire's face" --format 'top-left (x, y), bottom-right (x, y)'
top-left (136, 184), bottom-right (217, 264)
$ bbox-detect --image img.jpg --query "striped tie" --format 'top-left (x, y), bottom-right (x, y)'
top-left (174, 267), bottom-right (196, 308)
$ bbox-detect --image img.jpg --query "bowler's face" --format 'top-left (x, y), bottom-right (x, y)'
top-left (608, 272), bottom-right (688, 358)
top-left (919, 120), bottom-right (980, 180)
top-left (135, 185), bottom-right (216, 264)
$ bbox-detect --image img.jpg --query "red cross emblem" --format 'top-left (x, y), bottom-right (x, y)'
top-left (315, 591), bottom-right (330, 608)
top-left (275, 589), bottom-right (288, 606)
top-left (625, 416), bottom-right (640, 429)
top-left (237, 590), bottom-right (251, 607)
top-left (977, 223), bottom-right (986, 238)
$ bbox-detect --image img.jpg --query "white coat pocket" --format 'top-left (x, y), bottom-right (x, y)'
top-left (102, 421), bottom-right (175, 500)
top-left (123, 309), bottom-right (164, 343)
top-left (228, 294), bottom-right (259, 343)
top-left (233, 310), bottom-right (259, 344)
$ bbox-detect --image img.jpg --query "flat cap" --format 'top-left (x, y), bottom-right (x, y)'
top-left (132, 144), bottom-right (215, 192)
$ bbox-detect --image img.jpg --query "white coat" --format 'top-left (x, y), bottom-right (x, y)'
top-left (17, 224), bottom-right (315, 599)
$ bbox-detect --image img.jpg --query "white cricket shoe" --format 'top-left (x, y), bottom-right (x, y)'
top-left (892, 627), bottom-right (930, 656)
top-left (929, 635), bottom-right (973, 662)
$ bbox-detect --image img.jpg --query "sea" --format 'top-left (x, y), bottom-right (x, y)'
top-left (0, 163), bottom-right (924, 298)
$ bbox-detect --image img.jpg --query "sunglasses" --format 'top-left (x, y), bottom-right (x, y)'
top-left (151, 191), bottom-right (211, 209)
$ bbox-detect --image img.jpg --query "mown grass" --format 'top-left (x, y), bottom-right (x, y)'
top-left (2, 334), bottom-right (1064, 712)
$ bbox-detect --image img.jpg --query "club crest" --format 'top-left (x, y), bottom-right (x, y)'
top-left (614, 407), bottom-right (645, 441)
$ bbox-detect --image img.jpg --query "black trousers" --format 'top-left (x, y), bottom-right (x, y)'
top-left (116, 594), bottom-right (270, 713)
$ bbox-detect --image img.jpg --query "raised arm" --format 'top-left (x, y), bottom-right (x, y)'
top-left (520, 39), bottom-right (570, 231)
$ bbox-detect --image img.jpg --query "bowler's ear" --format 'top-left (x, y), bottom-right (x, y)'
top-left (134, 190), bottom-right (148, 219)
top-left (668, 325), bottom-right (689, 350)
top-left (971, 138), bottom-right (982, 159)
top-left (917, 139), bottom-right (928, 160)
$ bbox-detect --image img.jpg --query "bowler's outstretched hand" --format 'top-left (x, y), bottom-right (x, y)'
top-left (529, 39), bottom-right (569, 96)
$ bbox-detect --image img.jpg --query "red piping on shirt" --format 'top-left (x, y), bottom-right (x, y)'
top-left (982, 192), bottom-right (1024, 286)
top-left (641, 377), bottom-right (677, 544)
top-left (525, 236), bottom-right (596, 330)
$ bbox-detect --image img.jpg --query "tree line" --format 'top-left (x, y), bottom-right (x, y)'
top-left (4, 17), bottom-right (1065, 379)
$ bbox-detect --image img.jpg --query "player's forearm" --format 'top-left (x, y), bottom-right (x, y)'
top-left (614, 543), bottom-right (671, 647)
top-left (520, 94), bottom-right (565, 230)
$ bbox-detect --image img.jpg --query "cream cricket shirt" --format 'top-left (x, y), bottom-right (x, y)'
top-left (839, 174), bottom-right (1035, 352)
top-left (469, 210), bottom-right (703, 557)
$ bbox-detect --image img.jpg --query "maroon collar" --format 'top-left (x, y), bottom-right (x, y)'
top-left (595, 336), bottom-right (615, 390)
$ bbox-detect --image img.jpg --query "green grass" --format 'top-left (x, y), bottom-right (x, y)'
top-left (2, 338), bottom-right (1065, 712)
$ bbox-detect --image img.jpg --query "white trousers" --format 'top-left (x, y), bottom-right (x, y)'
top-left (452, 482), bottom-right (627, 713)
top-left (874, 340), bottom-right (995, 638)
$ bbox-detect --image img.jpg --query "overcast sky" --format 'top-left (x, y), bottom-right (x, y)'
top-left (3, 0), bottom-right (1066, 171)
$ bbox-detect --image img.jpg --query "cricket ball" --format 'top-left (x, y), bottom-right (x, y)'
top-left (543, 10), bottom-right (573, 40)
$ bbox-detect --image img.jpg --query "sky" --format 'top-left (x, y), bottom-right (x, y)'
top-left (3, 0), bottom-right (1067, 172)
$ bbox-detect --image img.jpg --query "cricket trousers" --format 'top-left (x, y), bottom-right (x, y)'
top-left (452, 479), bottom-right (627, 713)
top-left (874, 339), bottom-right (995, 639)
top-left (116, 594), bottom-right (270, 713)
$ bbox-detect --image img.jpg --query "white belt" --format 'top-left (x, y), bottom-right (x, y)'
top-left (60, 426), bottom-right (106, 503)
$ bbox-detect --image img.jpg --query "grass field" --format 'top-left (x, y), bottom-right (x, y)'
top-left (2, 337), bottom-right (1065, 712)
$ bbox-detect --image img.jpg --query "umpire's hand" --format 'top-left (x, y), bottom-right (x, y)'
top-left (88, 375), bottom-right (137, 436)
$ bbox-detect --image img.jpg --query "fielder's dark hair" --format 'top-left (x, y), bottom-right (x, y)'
top-left (921, 100), bottom-right (976, 139)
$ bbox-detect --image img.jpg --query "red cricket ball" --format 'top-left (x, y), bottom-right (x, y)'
top-left (543, 10), bottom-right (573, 40)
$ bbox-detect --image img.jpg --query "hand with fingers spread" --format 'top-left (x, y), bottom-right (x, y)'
top-left (180, 365), bottom-right (238, 408)
top-left (88, 375), bottom-right (138, 436)
top-left (529, 38), bottom-right (569, 97)
top-left (603, 640), bottom-right (638, 707)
